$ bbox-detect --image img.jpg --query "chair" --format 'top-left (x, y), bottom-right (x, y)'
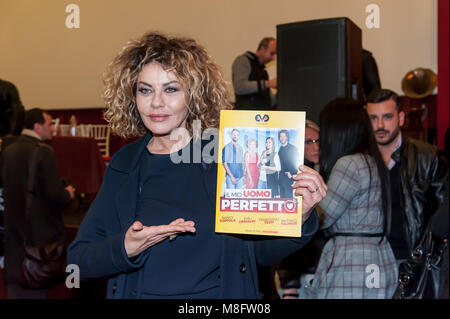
top-left (88, 124), bottom-right (111, 159)
top-left (52, 118), bottom-right (60, 136)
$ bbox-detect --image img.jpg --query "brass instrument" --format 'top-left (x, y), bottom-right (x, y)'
top-left (401, 68), bottom-right (438, 143)
top-left (402, 68), bottom-right (437, 99)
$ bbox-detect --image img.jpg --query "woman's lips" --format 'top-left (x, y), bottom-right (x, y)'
top-left (149, 114), bottom-right (169, 122)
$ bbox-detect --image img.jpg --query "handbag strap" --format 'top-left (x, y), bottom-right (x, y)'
top-left (411, 217), bottom-right (435, 260)
top-left (24, 144), bottom-right (42, 244)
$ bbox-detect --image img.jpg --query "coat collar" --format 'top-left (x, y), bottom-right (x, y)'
top-left (18, 133), bottom-right (40, 143)
top-left (109, 132), bottom-right (152, 174)
top-left (245, 51), bottom-right (264, 67)
top-left (21, 129), bottom-right (41, 140)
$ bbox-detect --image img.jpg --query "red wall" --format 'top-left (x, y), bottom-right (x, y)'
top-left (438, 0), bottom-right (449, 149)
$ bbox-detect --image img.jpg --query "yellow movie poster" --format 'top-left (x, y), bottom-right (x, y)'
top-left (215, 110), bottom-right (305, 237)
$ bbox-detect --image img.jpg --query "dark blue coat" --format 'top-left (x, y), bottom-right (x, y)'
top-left (67, 133), bottom-right (318, 298)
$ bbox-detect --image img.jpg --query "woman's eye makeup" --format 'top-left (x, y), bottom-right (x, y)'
top-left (164, 85), bottom-right (181, 93)
top-left (165, 87), bottom-right (176, 93)
top-left (137, 86), bottom-right (180, 94)
top-left (138, 87), bottom-right (151, 94)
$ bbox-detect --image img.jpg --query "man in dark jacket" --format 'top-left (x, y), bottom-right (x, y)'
top-left (232, 37), bottom-right (277, 110)
top-left (366, 89), bottom-right (448, 268)
top-left (1, 108), bottom-right (75, 298)
top-left (0, 79), bottom-right (25, 264)
top-left (277, 130), bottom-right (300, 199)
top-left (362, 49), bottom-right (382, 101)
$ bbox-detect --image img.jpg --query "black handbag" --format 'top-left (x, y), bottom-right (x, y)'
top-left (393, 220), bottom-right (448, 299)
top-left (19, 144), bottom-right (67, 289)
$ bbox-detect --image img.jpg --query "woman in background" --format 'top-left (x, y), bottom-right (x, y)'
top-left (244, 138), bottom-right (259, 189)
top-left (277, 119), bottom-right (325, 299)
top-left (307, 98), bottom-right (398, 299)
top-left (304, 120), bottom-right (320, 169)
top-left (258, 137), bottom-right (280, 196)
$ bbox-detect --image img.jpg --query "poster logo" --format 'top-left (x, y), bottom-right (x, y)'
top-left (255, 114), bottom-right (270, 122)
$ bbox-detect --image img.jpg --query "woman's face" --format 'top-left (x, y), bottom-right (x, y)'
top-left (304, 127), bottom-right (319, 164)
top-left (135, 62), bottom-right (188, 136)
top-left (249, 140), bottom-right (256, 151)
top-left (265, 138), bottom-right (273, 151)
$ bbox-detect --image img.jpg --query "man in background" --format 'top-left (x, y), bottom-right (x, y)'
top-left (1, 108), bottom-right (75, 298)
top-left (362, 49), bottom-right (382, 100)
top-left (277, 129), bottom-right (300, 199)
top-left (0, 79), bottom-right (25, 269)
top-left (222, 128), bottom-right (245, 189)
top-left (366, 89), bottom-right (448, 273)
top-left (232, 37), bottom-right (277, 110)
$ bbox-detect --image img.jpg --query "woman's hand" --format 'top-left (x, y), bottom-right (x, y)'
top-left (124, 218), bottom-right (196, 258)
top-left (291, 165), bottom-right (327, 223)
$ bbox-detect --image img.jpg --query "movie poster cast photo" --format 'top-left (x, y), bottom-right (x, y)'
top-left (216, 111), bottom-right (305, 237)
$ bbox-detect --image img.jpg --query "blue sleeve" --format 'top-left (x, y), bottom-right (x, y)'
top-left (67, 168), bottom-right (150, 280)
top-left (222, 145), bottom-right (226, 163)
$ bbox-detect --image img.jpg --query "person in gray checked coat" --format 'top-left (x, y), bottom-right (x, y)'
top-left (306, 98), bottom-right (398, 299)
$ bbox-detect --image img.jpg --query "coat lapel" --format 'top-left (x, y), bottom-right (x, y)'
top-left (201, 162), bottom-right (218, 209)
top-left (200, 134), bottom-right (219, 209)
top-left (112, 133), bottom-right (152, 230)
top-left (115, 168), bottom-right (140, 230)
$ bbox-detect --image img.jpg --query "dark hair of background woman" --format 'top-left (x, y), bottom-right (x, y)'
top-left (0, 79), bottom-right (25, 136)
top-left (319, 97), bottom-right (391, 236)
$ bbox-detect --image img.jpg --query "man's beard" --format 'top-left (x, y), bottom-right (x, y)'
top-left (375, 126), bottom-right (401, 146)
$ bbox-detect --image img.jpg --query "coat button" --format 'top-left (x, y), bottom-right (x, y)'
top-left (239, 263), bottom-right (247, 273)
